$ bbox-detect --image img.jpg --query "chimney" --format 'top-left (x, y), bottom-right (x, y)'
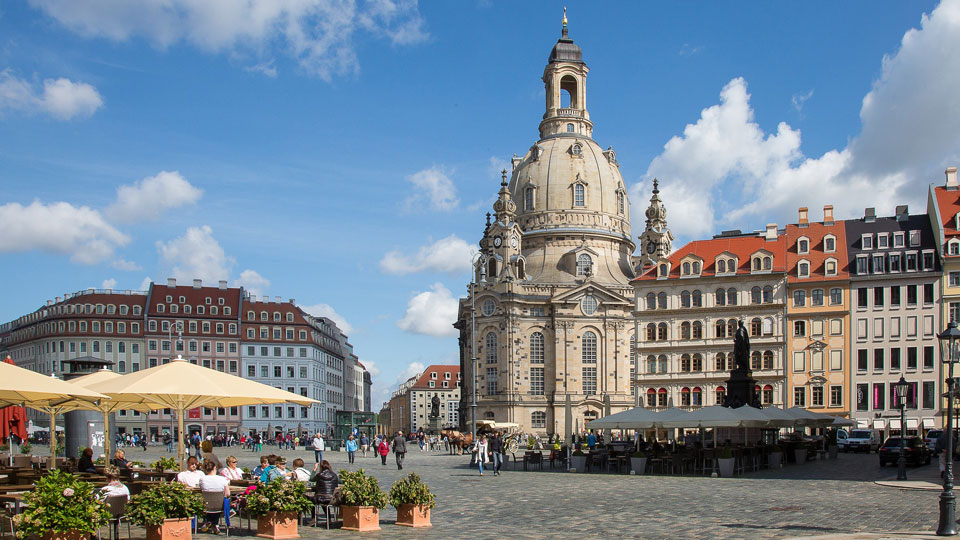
top-left (289, 298), bottom-right (295, 305)
top-left (896, 205), bottom-right (909, 221)
top-left (167, 278), bottom-right (176, 288)
top-left (193, 279), bottom-right (202, 289)
top-left (56, 296), bottom-right (61, 303)
top-left (798, 207), bottom-right (809, 227)
top-left (275, 296), bottom-right (282, 303)
top-left (46, 300), bottom-right (53, 306)
top-left (947, 166), bottom-right (958, 188)
top-left (864, 208), bottom-right (876, 223)
top-left (218, 280), bottom-right (227, 290)
top-left (765, 223), bottom-right (778, 241)
top-left (823, 205), bottom-right (834, 225)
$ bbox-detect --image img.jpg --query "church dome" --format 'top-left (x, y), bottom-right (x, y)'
top-left (549, 34), bottom-right (583, 64)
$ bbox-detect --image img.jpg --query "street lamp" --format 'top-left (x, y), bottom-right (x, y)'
top-left (937, 321), bottom-right (960, 536)
top-left (470, 253), bottom-right (486, 449)
top-left (894, 375), bottom-right (908, 482)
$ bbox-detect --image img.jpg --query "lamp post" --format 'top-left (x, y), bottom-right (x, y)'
top-left (894, 375), bottom-right (908, 481)
top-left (470, 254), bottom-right (485, 448)
top-left (167, 322), bottom-right (183, 445)
top-left (937, 321), bottom-right (960, 536)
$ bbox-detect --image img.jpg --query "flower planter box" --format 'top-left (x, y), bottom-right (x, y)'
top-left (570, 455), bottom-right (586, 472)
top-left (145, 518), bottom-right (193, 540)
top-left (41, 531), bottom-right (90, 540)
top-left (395, 503), bottom-right (431, 527)
top-left (718, 458), bottom-right (735, 478)
top-left (794, 448), bottom-right (808, 464)
top-left (256, 511), bottom-right (300, 539)
top-left (341, 506), bottom-right (381, 532)
top-left (630, 457), bottom-right (647, 475)
top-left (767, 452), bottom-right (782, 469)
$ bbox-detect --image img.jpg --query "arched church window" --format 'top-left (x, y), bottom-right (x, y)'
top-left (647, 355), bottom-right (656, 374)
top-left (516, 259), bottom-right (525, 280)
top-left (573, 183), bottom-right (585, 207)
top-left (646, 323), bottom-right (656, 341)
top-left (525, 187), bottom-right (534, 211)
top-left (581, 331), bottom-right (597, 364)
top-left (657, 323), bottom-right (668, 341)
top-left (646, 293), bottom-right (656, 310)
top-left (657, 292), bottom-right (667, 309)
top-left (530, 332), bottom-right (544, 364)
top-left (692, 290), bottom-right (703, 307)
top-left (658, 355), bottom-right (668, 374)
top-left (617, 191), bottom-right (625, 215)
top-left (488, 257), bottom-right (498, 280)
top-left (715, 289), bottom-right (726, 307)
top-left (566, 123), bottom-right (575, 133)
top-left (572, 143), bottom-right (582, 156)
top-left (715, 320), bottom-right (725, 338)
top-left (576, 254), bottom-right (592, 276)
top-left (485, 332), bottom-right (497, 364)
top-left (482, 299), bottom-right (495, 316)
top-left (692, 321), bottom-right (703, 339)
top-left (680, 290), bottom-right (691, 307)
top-left (581, 295), bottom-right (598, 316)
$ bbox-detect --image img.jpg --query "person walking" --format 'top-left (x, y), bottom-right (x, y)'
top-left (488, 433), bottom-right (503, 476)
top-left (163, 432), bottom-right (172, 453)
top-left (360, 434), bottom-right (369, 458)
top-left (392, 430), bottom-right (407, 470)
top-left (311, 432), bottom-right (325, 464)
top-left (378, 437), bottom-right (389, 466)
top-left (475, 435), bottom-right (489, 476)
top-left (345, 434), bottom-right (358, 464)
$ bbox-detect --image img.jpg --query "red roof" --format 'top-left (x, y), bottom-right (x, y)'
top-left (147, 283), bottom-right (241, 319)
top-left (411, 365), bottom-right (461, 389)
top-left (784, 221), bottom-right (849, 282)
top-left (633, 234), bottom-right (787, 281)
top-left (934, 186), bottom-right (960, 239)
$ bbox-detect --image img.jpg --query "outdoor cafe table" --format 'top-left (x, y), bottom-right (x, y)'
top-left (0, 485), bottom-right (34, 494)
top-left (0, 492), bottom-right (26, 513)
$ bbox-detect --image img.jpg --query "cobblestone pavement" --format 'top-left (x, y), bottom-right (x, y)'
top-left (43, 445), bottom-right (950, 539)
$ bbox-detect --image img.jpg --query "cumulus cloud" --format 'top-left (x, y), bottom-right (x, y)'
top-left (106, 171), bottom-right (203, 223)
top-left (156, 225), bottom-right (233, 284)
top-left (101, 278), bottom-right (117, 290)
top-left (396, 361), bottom-right (425, 384)
top-left (234, 269), bottom-right (270, 297)
top-left (0, 69), bottom-right (103, 120)
top-left (396, 282), bottom-right (458, 338)
top-left (137, 276), bottom-right (153, 291)
top-left (403, 166), bottom-right (459, 212)
top-left (0, 200), bottom-right (128, 263)
top-left (29, 0), bottom-right (428, 81)
top-left (111, 258), bottom-right (141, 271)
top-left (300, 303), bottom-right (353, 334)
top-left (380, 235), bottom-right (476, 275)
top-left (641, 2), bottom-right (960, 241)
top-left (791, 89), bottom-right (814, 115)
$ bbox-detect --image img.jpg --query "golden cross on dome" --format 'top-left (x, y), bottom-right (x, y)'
top-left (562, 6), bottom-right (567, 27)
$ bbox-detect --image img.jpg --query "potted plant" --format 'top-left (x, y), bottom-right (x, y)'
top-left (127, 481), bottom-right (203, 540)
top-left (19, 441), bottom-right (31, 455)
top-left (151, 457), bottom-right (178, 472)
top-left (767, 444), bottom-right (783, 469)
top-left (717, 445), bottom-right (735, 478)
top-left (570, 449), bottom-right (587, 472)
top-left (826, 429), bottom-right (839, 459)
top-left (247, 478), bottom-right (313, 539)
top-left (630, 450), bottom-right (647, 475)
top-left (794, 444), bottom-right (808, 464)
top-left (12, 469), bottom-right (109, 540)
top-left (339, 468), bottom-right (387, 532)
top-left (389, 473), bottom-right (435, 527)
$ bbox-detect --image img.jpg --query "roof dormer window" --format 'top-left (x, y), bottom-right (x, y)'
top-left (798, 260), bottom-right (810, 278)
top-left (949, 239), bottom-right (960, 256)
top-left (797, 237), bottom-right (809, 255)
top-left (825, 258), bottom-right (838, 276)
top-left (658, 263), bottom-right (669, 278)
top-left (877, 234), bottom-right (888, 249)
top-left (893, 232), bottom-right (905, 248)
top-left (824, 235), bottom-right (836, 253)
top-left (861, 234), bottom-right (873, 250)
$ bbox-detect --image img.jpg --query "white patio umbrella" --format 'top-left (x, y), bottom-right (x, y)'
top-left (587, 406), bottom-right (661, 429)
top-left (68, 369), bottom-right (160, 461)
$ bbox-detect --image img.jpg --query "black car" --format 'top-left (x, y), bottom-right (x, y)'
top-left (878, 436), bottom-right (932, 467)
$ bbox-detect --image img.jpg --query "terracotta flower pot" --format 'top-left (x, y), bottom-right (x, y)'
top-left (145, 518), bottom-right (193, 540)
top-left (256, 511), bottom-right (300, 539)
top-left (341, 505), bottom-right (381, 532)
top-left (395, 503), bottom-right (431, 527)
top-left (41, 530), bottom-right (89, 540)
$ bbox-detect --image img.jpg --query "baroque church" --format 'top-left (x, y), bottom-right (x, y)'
top-left (455, 17), bottom-right (673, 435)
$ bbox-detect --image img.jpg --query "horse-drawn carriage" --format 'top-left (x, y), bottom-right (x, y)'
top-left (440, 420), bottom-right (523, 455)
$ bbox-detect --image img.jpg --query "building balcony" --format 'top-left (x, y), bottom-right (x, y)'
top-left (556, 108), bottom-right (583, 118)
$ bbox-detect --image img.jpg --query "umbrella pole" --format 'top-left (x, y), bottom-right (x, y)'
top-left (177, 403), bottom-right (185, 470)
top-left (102, 411), bottom-right (111, 463)
top-left (49, 411), bottom-right (56, 465)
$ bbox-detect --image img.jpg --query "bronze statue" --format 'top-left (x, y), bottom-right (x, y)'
top-left (733, 319), bottom-right (750, 372)
top-left (430, 395), bottom-right (441, 418)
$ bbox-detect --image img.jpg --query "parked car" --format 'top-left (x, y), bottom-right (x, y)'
top-left (878, 436), bottom-right (932, 467)
top-left (925, 429), bottom-right (943, 452)
top-left (837, 429), bottom-right (881, 453)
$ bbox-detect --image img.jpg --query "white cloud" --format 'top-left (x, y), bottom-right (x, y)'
top-left (642, 1), bottom-right (960, 241)
top-left (791, 89), bottom-right (814, 115)
top-left (156, 225), bottom-right (233, 284)
top-left (360, 359), bottom-right (381, 379)
top-left (101, 278), bottom-right (117, 290)
top-left (234, 269), bottom-right (270, 297)
top-left (396, 361), bottom-right (425, 384)
top-left (396, 282), bottom-right (458, 338)
top-left (0, 70), bottom-right (103, 120)
top-left (111, 258), bottom-right (141, 271)
top-left (243, 62), bottom-right (277, 78)
top-left (106, 171), bottom-right (203, 223)
top-left (29, 0), bottom-right (428, 81)
top-left (0, 200), bottom-right (128, 263)
top-left (379, 235), bottom-right (476, 275)
top-left (137, 276), bottom-right (153, 291)
top-left (403, 166), bottom-right (459, 212)
top-left (299, 303), bottom-right (353, 334)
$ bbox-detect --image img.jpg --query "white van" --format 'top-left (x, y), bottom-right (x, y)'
top-left (837, 429), bottom-right (881, 452)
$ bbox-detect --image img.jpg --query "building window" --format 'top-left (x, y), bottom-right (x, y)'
top-left (530, 367), bottom-right (544, 395)
top-left (531, 411), bottom-right (546, 428)
top-left (573, 183), bottom-right (585, 207)
top-left (582, 367), bottom-right (597, 395)
top-left (797, 238), bottom-right (809, 254)
top-left (576, 254), bottom-right (592, 276)
top-left (486, 367), bottom-right (497, 394)
top-left (794, 387), bottom-right (805, 407)
top-left (582, 331), bottom-right (597, 364)
top-left (485, 333), bottom-right (497, 364)
top-left (794, 290), bottom-right (806, 307)
top-left (824, 236), bottom-right (836, 252)
top-left (812, 289), bottom-right (824, 306)
top-left (862, 234), bottom-right (873, 249)
top-left (581, 295), bottom-right (598, 316)
top-left (525, 187), bottom-right (534, 210)
top-left (530, 332), bottom-right (544, 364)
top-left (829, 288), bottom-right (842, 305)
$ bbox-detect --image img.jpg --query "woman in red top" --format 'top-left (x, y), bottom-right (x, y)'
top-left (377, 438), bottom-right (389, 466)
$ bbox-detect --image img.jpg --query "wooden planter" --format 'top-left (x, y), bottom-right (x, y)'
top-left (256, 511), bottom-right (300, 539)
top-left (395, 503), bottom-right (431, 527)
top-left (145, 518), bottom-right (193, 540)
top-left (41, 531), bottom-right (90, 540)
top-left (341, 506), bottom-right (381, 532)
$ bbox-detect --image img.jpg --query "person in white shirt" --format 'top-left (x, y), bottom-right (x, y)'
top-left (198, 460), bottom-right (231, 534)
top-left (219, 455), bottom-right (243, 481)
top-left (99, 465), bottom-right (130, 501)
top-left (291, 458), bottom-right (311, 482)
top-left (312, 433), bottom-right (325, 463)
top-left (176, 457), bottom-right (205, 488)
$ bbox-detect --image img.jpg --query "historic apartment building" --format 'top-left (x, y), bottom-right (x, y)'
top-left (632, 227), bottom-right (788, 410)
top-left (846, 207), bottom-right (942, 436)
top-left (785, 206), bottom-right (852, 417)
top-left (456, 20), bottom-right (638, 435)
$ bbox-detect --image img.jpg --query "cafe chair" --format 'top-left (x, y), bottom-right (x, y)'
top-left (104, 495), bottom-right (131, 540)
top-left (198, 491), bottom-right (230, 536)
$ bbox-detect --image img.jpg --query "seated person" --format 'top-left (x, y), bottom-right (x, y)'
top-left (259, 455), bottom-right (278, 482)
top-left (198, 460), bottom-right (230, 534)
top-left (176, 456), bottom-right (205, 488)
top-left (98, 465), bottom-right (130, 500)
top-left (77, 447), bottom-right (97, 473)
top-left (111, 449), bottom-right (129, 469)
top-left (291, 458), bottom-right (311, 482)
top-left (220, 455), bottom-right (243, 481)
top-left (310, 460), bottom-right (339, 505)
top-left (201, 440), bottom-right (223, 470)
top-left (266, 457), bottom-right (290, 483)
top-left (251, 456), bottom-right (269, 479)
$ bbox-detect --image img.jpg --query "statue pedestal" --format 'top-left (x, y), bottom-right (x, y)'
top-left (722, 369), bottom-right (760, 409)
top-left (427, 416), bottom-right (442, 435)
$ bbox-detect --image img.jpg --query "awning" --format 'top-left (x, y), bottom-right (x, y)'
top-left (857, 419), bottom-right (870, 428)
top-left (873, 419), bottom-right (887, 429)
top-left (906, 418), bottom-right (919, 429)
top-left (890, 419), bottom-right (901, 430)
top-left (924, 418), bottom-right (936, 428)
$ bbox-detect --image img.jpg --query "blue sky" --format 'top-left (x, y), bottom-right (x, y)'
top-left (2, 1), bottom-right (959, 407)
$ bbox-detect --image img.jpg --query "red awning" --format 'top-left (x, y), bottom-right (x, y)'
top-left (0, 357), bottom-right (28, 441)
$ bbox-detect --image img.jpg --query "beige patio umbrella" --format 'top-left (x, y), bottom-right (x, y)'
top-left (0, 362), bottom-right (108, 460)
top-left (68, 369), bottom-right (160, 462)
top-left (86, 355), bottom-right (320, 468)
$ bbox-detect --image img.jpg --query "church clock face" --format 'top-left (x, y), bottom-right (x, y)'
top-left (647, 242), bottom-right (656, 254)
top-left (493, 235), bottom-right (503, 248)
top-left (511, 235), bottom-right (518, 248)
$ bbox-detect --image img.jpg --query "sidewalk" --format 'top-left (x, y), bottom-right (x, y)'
top-left (874, 462), bottom-right (945, 491)
top-left (788, 534), bottom-right (951, 540)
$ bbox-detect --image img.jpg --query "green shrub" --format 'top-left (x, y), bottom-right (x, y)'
top-left (150, 457), bottom-right (179, 471)
top-left (388, 473), bottom-right (435, 509)
top-left (246, 478), bottom-right (313, 516)
top-left (338, 469), bottom-right (387, 509)
top-left (12, 469), bottom-right (109, 537)
top-left (718, 445), bottom-right (734, 459)
top-left (631, 450), bottom-right (646, 458)
top-left (19, 441), bottom-right (31, 454)
top-left (572, 449), bottom-right (585, 457)
top-left (126, 482), bottom-right (203, 527)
